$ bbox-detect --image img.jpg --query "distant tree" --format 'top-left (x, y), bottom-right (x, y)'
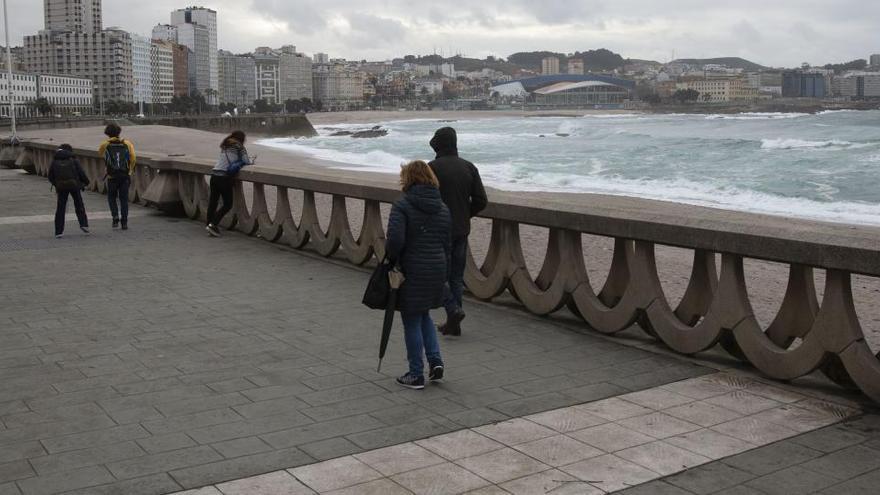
top-left (672, 88), bottom-right (700, 103)
top-left (27, 97), bottom-right (52, 116)
top-left (314, 99), bottom-right (324, 111)
top-left (642, 94), bottom-right (662, 105)
top-left (823, 59), bottom-right (868, 74)
top-left (702, 92), bottom-right (713, 102)
top-left (218, 102), bottom-right (236, 113)
top-left (284, 98), bottom-right (303, 113)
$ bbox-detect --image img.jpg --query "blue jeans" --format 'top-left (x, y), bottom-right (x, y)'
top-left (444, 236), bottom-right (468, 316)
top-left (107, 176), bottom-right (130, 222)
top-left (401, 311), bottom-right (442, 377)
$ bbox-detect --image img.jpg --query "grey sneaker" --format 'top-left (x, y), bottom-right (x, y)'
top-left (206, 224), bottom-right (220, 237)
top-left (80, 226), bottom-right (90, 234)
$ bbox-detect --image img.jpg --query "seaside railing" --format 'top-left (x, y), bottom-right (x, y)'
top-left (11, 141), bottom-right (880, 403)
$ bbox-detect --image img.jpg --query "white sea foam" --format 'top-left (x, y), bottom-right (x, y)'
top-left (707, 112), bottom-right (809, 120)
top-left (259, 139), bottom-right (408, 170)
top-left (760, 138), bottom-right (854, 150)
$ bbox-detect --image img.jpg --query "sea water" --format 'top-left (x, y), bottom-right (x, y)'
top-left (258, 110), bottom-right (880, 226)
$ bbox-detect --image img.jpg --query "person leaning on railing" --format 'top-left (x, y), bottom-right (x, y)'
top-left (205, 130), bottom-right (255, 237)
top-left (385, 160), bottom-right (452, 390)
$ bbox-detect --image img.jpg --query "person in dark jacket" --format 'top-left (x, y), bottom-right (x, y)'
top-left (206, 130), bottom-right (255, 237)
top-left (386, 160), bottom-right (452, 389)
top-left (428, 127), bottom-right (488, 336)
top-left (47, 144), bottom-right (90, 238)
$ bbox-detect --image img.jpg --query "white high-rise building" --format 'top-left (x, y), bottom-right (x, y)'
top-left (314, 52), bottom-right (330, 64)
top-left (152, 24), bottom-right (178, 43)
top-left (170, 7), bottom-right (217, 103)
top-left (130, 33), bottom-right (153, 106)
top-left (44, 0), bottom-right (102, 34)
top-left (279, 46), bottom-right (312, 102)
top-left (151, 40), bottom-right (174, 104)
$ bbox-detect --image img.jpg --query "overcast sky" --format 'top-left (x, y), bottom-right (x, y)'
top-left (7, 1), bottom-right (879, 67)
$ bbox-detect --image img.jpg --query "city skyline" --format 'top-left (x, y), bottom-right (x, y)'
top-left (4, 0), bottom-right (880, 67)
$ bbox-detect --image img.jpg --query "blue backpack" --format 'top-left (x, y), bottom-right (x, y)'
top-left (104, 141), bottom-right (131, 178)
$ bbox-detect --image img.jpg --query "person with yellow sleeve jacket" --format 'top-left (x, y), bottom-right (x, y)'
top-left (97, 123), bottom-right (136, 230)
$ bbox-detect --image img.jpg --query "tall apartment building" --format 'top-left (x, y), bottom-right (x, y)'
top-left (130, 33), bottom-right (153, 105)
top-left (152, 24), bottom-right (178, 43)
top-left (542, 57), bottom-right (560, 75)
top-left (44, 0), bottom-right (101, 34)
top-left (218, 50), bottom-right (256, 107)
top-left (170, 7), bottom-right (218, 103)
top-left (279, 46), bottom-right (312, 101)
top-left (253, 48), bottom-right (280, 104)
top-left (567, 59), bottom-right (585, 75)
top-left (24, 28), bottom-right (133, 105)
top-left (870, 54), bottom-right (880, 67)
top-left (150, 40), bottom-right (174, 104)
top-left (170, 44), bottom-right (191, 97)
top-left (312, 63), bottom-right (366, 110)
top-left (314, 53), bottom-right (330, 64)
top-left (174, 23), bottom-right (210, 98)
top-left (24, 1), bottom-right (133, 107)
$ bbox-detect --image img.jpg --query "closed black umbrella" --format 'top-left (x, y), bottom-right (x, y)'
top-left (377, 268), bottom-right (405, 372)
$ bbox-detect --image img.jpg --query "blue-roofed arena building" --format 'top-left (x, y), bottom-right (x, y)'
top-left (490, 74), bottom-right (635, 108)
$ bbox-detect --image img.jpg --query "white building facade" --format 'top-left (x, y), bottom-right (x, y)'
top-left (0, 72), bottom-right (38, 118)
top-left (38, 74), bottom-right (92, 114)
top-left (170, 7), bottom-right (217, 103)
top-left (130, 33), bottom-right (153, 105)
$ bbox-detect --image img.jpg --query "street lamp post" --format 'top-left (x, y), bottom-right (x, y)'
top-left (2, 0), bottom-right (16, 140)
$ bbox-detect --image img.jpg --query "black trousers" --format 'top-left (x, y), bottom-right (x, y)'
top-left (55, 189), bottom-right (88, 235)
top-left (207, 175), bottom-right (234, 226)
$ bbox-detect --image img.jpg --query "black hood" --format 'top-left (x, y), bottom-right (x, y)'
top-left (405, 184), bottom-right (445, 215)
top-left (54, 148), bottom-right (74, 160)
top-left (429, 127), bottom-right (457, 157)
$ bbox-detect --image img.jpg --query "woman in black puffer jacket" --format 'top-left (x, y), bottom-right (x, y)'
top-left (386, 160), bottom-right (452, 389)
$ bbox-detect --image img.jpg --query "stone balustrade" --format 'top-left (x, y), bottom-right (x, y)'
top-left (12, 140), bottom-right (880, 403)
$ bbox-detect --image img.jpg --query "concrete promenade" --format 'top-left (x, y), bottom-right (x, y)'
top-left (0, 167), bottom-right (877, 494)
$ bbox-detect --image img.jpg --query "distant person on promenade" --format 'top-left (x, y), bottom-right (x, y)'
top-left (47, 144), bottom-right (90, 238)
top-left (386, 160), bottom-right (452, 389)
top-left (428, 127), bottom-right (488, 337)
top-left (98, 123), bottom-right (136, 230)
top-left (206, 130), bottom-right (254, 237)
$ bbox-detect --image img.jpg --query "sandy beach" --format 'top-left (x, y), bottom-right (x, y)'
top-left (18, 122), bottom-right (880, 355)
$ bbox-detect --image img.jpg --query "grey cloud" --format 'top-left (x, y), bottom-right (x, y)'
top-left (5, 0), bottom-right (880, 66)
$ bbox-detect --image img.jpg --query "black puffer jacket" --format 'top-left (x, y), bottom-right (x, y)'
top-left (428, 127), bottom-right (488, 238)
top-left (47, 148), bottom-right (89, 191)
top-left (385, 184), bottom-right (452, 313)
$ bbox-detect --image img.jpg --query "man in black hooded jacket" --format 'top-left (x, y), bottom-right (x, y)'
top-left (428, 127), bottom-right (488, 336)
top-left (47, 144), bottom-right (90, 238)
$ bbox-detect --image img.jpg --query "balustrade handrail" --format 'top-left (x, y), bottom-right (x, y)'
top-left (22, 139), bottom-right (880, 277)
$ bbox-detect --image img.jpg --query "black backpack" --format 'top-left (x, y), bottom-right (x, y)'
top-left (104, 141), bottom-right (131, 178)
top-left (54, 159), bottom-right (80, 191)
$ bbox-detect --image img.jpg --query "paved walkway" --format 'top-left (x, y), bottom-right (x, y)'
top-left (0, 167), bottom-right (876, 495)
